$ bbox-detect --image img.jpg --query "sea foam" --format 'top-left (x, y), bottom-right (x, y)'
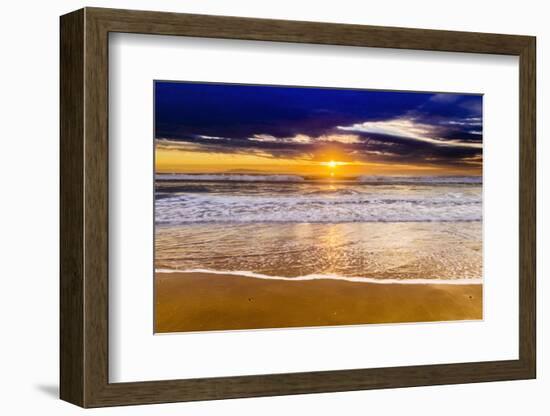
top-left (155, 192), bottom-right (482, 224)
top-left (156, 268), bottom-right (482, 285)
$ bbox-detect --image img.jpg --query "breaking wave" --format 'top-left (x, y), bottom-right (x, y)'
top-left (156, 173), bottom-right (305, 182)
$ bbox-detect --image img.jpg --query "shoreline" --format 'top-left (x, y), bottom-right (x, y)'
top-left (156, 269), bottom-right (482, 285)
top-left (155, 272), bottom-right (482, 333)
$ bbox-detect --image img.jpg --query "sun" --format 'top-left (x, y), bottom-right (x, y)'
top-left (320, 160), bottom-right (347, 176)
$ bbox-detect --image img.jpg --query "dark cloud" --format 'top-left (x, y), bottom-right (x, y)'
top-left (155, 81), bottom-right (482, 168)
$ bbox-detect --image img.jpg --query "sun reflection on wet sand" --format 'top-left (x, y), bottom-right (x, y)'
top-left (156, 222), bottom-right (482, 281)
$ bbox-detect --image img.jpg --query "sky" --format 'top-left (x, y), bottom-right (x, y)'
top-left (155, 81), bottom-right (482, 177)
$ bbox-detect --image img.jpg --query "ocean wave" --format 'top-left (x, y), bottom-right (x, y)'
top-left (155, 193), bottom-right (482, 224)
top-left (156, 268), bottom-right (482, 285)
top-left (156, 173), bottom-right (305, 182)
top-left (357, 175), bottom-right (482, 185)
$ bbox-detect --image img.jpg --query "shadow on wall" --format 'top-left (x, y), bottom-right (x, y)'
top-left (35, 384), bottom-right (58, 399)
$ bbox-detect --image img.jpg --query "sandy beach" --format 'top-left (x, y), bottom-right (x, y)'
top-left (155, 272), bottom-right (482, 333)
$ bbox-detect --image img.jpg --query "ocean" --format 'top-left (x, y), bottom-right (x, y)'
top-left (155, 174), bottom-right (482, 283)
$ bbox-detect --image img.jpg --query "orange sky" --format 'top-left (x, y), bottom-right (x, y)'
top-left (155, 147), bottom-right (482, 177)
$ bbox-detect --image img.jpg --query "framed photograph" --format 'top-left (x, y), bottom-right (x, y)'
top-left (60, 7), bottom-right (536, 407)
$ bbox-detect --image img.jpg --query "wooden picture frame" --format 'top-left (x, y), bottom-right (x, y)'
top-left (60, 7), bottom-right (536, 408)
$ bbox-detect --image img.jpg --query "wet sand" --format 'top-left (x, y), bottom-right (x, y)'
top-left (155, 272), bottom-right (482, 333)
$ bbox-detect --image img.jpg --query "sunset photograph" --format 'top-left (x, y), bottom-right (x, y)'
top-left (154, 81), bottom-right (483, 333)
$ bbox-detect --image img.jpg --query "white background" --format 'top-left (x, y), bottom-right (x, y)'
top-left (110, 34), bottom-right (519, 382)
top-left (0, 0), bottom-right (546, 415)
